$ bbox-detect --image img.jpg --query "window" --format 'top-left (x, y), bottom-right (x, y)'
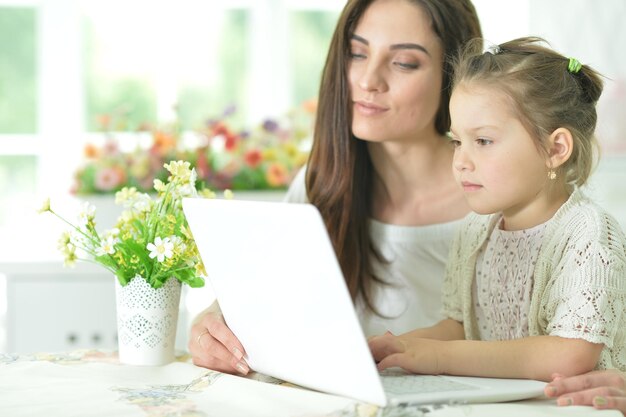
top-left (0, 0), bottom-right (342, 235)
top-left (81, 1), bottom-right (340, 132)
top-left (289, 10), bottom-right (337, 105)
top-left (0, 7), bottom-right (37, 134)
top-left (83, 5), bottom-right (254, 131)
top-left (0, 6), bottom-right (37, 229)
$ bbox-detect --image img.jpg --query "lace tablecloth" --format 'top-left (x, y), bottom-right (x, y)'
top-left (0, 350), bottom-right (620, 417)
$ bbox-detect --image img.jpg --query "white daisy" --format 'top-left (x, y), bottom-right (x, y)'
top-left (146, 237), bottom-right (174, 263)
top-left (96, 236), bottom-right (118, 256)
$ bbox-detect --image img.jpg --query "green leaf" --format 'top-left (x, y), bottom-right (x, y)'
top-left (121, 238), bottom-right (153, 276)
top-left (172, 269), bottom-right (205, 288)
top-left (95, 255), bottom-right (118, 270)
top-left (149, 277), bottom-right (164, 289)
top-left (116, 270), bottom-right (130, 286)
top-left (187, 276), bottom-right (205, 288)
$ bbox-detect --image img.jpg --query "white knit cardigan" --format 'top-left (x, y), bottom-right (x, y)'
top-left (442, 188), bottom-right (626, 371)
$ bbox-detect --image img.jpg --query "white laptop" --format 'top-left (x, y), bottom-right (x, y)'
top-left (182, 198), bottom-right (546, 407)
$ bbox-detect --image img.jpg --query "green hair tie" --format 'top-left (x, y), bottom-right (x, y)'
top-left (568, 57), bottom-right (582, 74)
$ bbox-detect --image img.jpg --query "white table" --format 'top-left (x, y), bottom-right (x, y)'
top-left (0, 350), bottom-right (620, 417)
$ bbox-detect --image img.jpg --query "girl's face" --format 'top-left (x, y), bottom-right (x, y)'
top-left (348, 0), bottom-right (443, 143)
top-left (449, 84), bottom-right (552, 228)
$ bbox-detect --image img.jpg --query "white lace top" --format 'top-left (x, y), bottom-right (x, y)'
top-left (442, 189), bottom-right (626, 371)
top-left (474, 218), bottom-right (549, 340)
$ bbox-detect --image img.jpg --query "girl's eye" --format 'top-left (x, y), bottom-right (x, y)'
top-left (449, 138), bottom-right (461, 147)
top-left (476, 138), bottom-right (493, 146)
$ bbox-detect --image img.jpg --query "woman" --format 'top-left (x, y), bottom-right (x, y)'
top-left (189, 0), bottom-right (480, 375)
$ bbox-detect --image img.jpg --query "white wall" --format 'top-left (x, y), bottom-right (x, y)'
top-left (474, 0), bottom-right (626, 229)
top-left (529, 0), bottom-right (626, 228)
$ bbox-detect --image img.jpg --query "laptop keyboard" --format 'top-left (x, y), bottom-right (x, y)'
top-left (379, 369), bottom-right (480, 395)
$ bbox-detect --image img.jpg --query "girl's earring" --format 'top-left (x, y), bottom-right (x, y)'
top-left (548, 170), bottom-right (557, 180)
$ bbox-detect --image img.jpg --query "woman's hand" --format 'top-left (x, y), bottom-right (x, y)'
top-left (545, 370), bottom-right (626, 415)
top-left (368, 331), bottom-right (443, 375)
top-left (188, 309), bottom-right (249, 375)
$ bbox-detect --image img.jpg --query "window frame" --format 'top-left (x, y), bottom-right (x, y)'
top-left (0, 0), bottom-right (343, 199)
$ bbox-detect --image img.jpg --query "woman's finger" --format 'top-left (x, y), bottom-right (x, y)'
top-left (191, 354), bottom-right (239, 374)
top-left (202, 315), bottom-right (248, 363)
top-left (592, 394), bottom-right (626, 415)
top-left (545, 370), bottom-right (625, 397)
top-left (555, 386), bottom-right (625, 407)
top-left (192, 330), bottom-right (249, 375)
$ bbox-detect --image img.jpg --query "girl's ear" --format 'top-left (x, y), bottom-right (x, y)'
top-left (546, 127), bottom-right (574, 169)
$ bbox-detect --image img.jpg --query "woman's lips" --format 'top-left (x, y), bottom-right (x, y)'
top-left (354, 101), bottom-right (388, 116)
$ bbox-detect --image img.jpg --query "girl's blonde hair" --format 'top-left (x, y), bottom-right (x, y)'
top-left (452, 36), bottom-right (604, 186)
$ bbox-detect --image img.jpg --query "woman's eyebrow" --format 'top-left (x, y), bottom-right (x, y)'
top-left (350, 34), bottom-right (430, 56)
top-left (389, 43), bottom-right (430, 56)
top-left (351, 34), bottom-right (369, 45)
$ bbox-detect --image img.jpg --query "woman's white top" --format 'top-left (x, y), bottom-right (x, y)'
top-left (284, 168), bottom-right (460, 337)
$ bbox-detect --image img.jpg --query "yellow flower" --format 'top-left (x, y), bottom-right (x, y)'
top-left (282, 143), bottom-right (298, 159)
top-left (223, 189), bottom-right (234, 200)
top-left (199, 189), bottom-right (216, 199)
top-left (115, 187), bottom-right (138, 205)
top-left (261, 149), bottom-right (277, 161)
top-left (153, 179), bottom-right (166, 193)
top-left (195, 262), bottom-right (207, 277)
top-left (181, 225), bottom-right (193, 240)
top-left (164, 160), bottom-right (192, 182)
top-left (295, 153), bottom-right (308, 166)
top-left (57, 232), bottom-right (71, 251)
top-left (37, 198), bottom-right (51, 214)
top-left (63, 246), bottom-right (77, 267)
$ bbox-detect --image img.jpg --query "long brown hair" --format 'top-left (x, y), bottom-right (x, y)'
top-left (306, 0), bottom-right (482, 312)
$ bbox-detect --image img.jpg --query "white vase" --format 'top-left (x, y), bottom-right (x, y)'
top-left (114, 275), bottom-right (181, 366)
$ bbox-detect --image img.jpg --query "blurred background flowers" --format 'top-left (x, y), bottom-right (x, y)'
top-left (72, 99), bottom-right (315, 194)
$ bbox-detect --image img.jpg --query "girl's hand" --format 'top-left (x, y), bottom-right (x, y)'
top-left (188, 310), bottom-right (249, 375)
top-left (545, 370), bottom-right (626, 415)
top-left (368, 331), bottom-right (443, 375)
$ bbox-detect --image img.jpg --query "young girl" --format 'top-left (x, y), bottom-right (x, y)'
top-left (369, 37), bottom-right (626, 382)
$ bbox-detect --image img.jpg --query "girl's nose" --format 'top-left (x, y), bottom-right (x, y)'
top-left (453, 146), bottom-right (473, 172)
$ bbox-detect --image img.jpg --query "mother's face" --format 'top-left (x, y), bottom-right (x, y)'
top-left (348, 0), bottom-right (444, 144)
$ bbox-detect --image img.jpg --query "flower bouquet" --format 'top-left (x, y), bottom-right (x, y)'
top-left (191, 102), bottom-right (314, 191)
top-left (72, 119), bottom-right (187, 195)
top-left (40, 160), bottom-right (225, 365)
top-left (72, 101), bottom-right (315, 194)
